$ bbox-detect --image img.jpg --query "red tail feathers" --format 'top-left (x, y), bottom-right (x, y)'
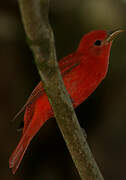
top-left (9, 134), bottom-right (30, 174)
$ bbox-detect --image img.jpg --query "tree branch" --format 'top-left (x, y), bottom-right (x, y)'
top-left (18, 0), bottom-right (104, 179)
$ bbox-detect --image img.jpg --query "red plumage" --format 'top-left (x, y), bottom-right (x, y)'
top-left (9, 30), bottom-right (114, 174)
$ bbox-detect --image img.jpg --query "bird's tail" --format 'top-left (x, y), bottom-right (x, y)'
top-left (9, 133), bottom-right (31, 174)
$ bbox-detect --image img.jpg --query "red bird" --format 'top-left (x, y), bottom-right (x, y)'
top-left (9, 30), bottom-right (123, 174)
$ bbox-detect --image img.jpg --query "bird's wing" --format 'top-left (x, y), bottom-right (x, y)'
top-left (12, 82), bottom-right (44, 122)
top-left (59, 52), bottom-right (80, 75)
top-left (13, 52), bottom-right (80, 122)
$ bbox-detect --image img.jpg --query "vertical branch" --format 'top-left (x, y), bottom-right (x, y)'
top-left (18, 0), bottom-right (104, 179)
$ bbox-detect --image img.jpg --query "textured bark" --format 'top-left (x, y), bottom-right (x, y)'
top-left (18, 0), bottom-right (104, 179)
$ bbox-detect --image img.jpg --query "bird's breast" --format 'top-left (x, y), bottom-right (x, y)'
top-left (63, 61), bottom-right (107, 107)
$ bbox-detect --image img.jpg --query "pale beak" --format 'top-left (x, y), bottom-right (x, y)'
top-left (102, 29), bottom-right (124, 45)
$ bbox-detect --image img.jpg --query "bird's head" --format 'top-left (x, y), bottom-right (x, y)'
top-left (77, 29), bottom-right (123, 59)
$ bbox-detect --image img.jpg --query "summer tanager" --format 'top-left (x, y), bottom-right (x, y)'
top-left (9, 29), bottom-right (123, 174)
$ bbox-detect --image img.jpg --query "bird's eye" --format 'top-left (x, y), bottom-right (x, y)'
top-left (94, 40), bottom-right (101, 46)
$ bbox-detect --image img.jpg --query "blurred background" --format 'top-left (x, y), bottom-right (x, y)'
top-left (0, 0), bottom-right (126, 179)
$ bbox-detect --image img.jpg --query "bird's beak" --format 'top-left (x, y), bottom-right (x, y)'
top-left (102, 29), bottom-right (124, 45)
